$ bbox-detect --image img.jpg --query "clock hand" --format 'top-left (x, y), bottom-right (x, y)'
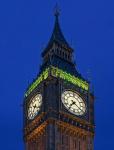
top-left (68, 100), bottom-right (85, 114)
top-left (33, 104), bottom-right (38, 109)
top-left (68, 100), bottom-right (75, 109)
top-left (74, 102), bottom-right (85, 114)
top-left (32, 104), bottom-right (40, 113)
top-left (33, 105), bottom-right (36, 108)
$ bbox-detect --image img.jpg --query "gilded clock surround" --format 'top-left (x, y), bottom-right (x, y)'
top-left (28, 94), bottom-right (42, 120)
top-left (61, 90), bottom-right (86, 116)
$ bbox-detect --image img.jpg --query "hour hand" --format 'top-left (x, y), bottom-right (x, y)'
top-left (68, 101), bottom-right (74, 109)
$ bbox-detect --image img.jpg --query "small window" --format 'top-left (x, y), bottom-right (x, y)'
top-left (79, 141), bottom-right (80, 150)
top-left (62, 135), bottom-right (64, 144)
top-left (61, 134), bottom-right (68, 145)
top-left (65, 53), bottom-right (67, 59)
top-left (57, 49), bottom-right (59, 54)
top-left (68, 55), bottom-right (70, 59)
top-left (59, 49), bottom-right (61, 55)
top-left (74, 140), bottom-right (77, 149)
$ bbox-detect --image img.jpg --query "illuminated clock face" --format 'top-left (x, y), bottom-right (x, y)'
top-left (61, 90), bottom-right (86, 116)
top-left (28, 94), bottom-right (42, 120)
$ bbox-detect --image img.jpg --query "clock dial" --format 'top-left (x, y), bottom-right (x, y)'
top-left (61, 90), bottom-right (86, 116)
top-left (28, 94), bottom-right (42, 120)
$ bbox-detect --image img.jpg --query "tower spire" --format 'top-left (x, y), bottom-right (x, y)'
top-left (54, 3), bottom-right (60, 18)
top-left (42, 4), bottom-right (73, 57)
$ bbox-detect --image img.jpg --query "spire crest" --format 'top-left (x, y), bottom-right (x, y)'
top-left (42, 5), bottom-right (73, 57)
top-left (54, 3), bottom-right (60, 17)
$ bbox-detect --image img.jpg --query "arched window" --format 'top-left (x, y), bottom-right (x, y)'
top-left (60, 50), bottom-right (61, 55)
top-left (62, 51), bottom-right (64, 57)
top-left (68, 54), bottom-right (70, 59)
top-left (79, 141), bottom-right (80, 150)
top-left (51, 49), bottom-right (54, 53)
top-left (73, 139), bottom-right (77, 149)
top-left (57, 49), bottom-right (59, 54)
top-left (65, 53), bottom-right (67, 59)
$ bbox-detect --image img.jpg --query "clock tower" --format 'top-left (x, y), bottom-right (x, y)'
top-left (23, 9), bottom-right (95, 150)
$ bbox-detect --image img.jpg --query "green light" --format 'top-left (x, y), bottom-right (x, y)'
top-left (51, 66), bottom-right (89, 91)
top-left (25, 66), bottom-right (89, 98)
top-left (25, 68), bottom-right (49, 97)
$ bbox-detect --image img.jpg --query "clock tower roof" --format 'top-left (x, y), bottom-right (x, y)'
top-left (42, 8), bottom-right (73, 57)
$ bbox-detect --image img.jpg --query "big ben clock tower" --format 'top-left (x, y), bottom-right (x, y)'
top-left (23, 8), bottom-right (95, 150)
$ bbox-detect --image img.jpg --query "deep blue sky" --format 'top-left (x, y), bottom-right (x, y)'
top-left (0, 0), bottom-right (114, 149)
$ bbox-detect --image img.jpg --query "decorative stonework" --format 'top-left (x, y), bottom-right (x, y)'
top-left (23, 10), bottom-right (95, 150)
top-left (25, 66), bottom-right (89, 97)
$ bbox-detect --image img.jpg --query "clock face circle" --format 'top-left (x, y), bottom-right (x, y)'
top-left (61, 90), bottom-right (86, 116)
top-left (28, 94), bottom-right (42, 120)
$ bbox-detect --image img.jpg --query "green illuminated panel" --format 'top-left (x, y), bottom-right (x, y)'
top-left (51, 66), bottom-right (89, 91)
top-left (25, 68), bottom-right (49, 97)
top-left (25, 66), bottom-right (89, 98)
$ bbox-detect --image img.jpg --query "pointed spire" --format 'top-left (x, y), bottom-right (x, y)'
top-left (42, 5), bottom-right (73, 57)
top-left (54, 3), bottom-right (60, 18)
top-left (51, 4), bottom-right (72, 48)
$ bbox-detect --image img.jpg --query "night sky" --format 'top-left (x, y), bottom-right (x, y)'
top-left (0, 0), bottom-right (114, 149)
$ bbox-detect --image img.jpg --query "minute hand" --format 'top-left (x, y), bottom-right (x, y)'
top-left (74, 102), bottom-right (85, 113)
